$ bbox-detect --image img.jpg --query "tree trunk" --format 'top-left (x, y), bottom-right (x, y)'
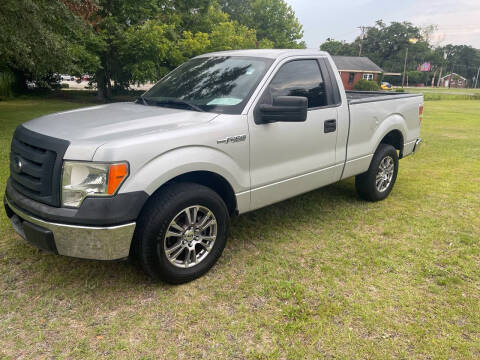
top-left (105, 75), bottom-right (112, 99)
top-left (437, 67), bottom-right (443, 87)
top-left (95, 70), bottom-right (110, 101)
top-left (11, 68), bottom-right (28, 94)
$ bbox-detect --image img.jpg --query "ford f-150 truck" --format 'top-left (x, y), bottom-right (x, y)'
top-left (4, 49), bottom-right (423, 283)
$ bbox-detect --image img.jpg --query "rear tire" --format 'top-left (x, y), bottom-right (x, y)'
top-left (134, 182), bottom-right (229, 284)
top-left (355, 144), bottom-right (399, 202)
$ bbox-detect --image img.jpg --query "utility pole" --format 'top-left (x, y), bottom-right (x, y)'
top-left (475, 65), bottom-right (480, 88)
top-left (402, 47), bottom-right (409, 88)
top-left (402, 38), bottom-right (418, 88)
top-left (358, 26), bottom-right (368, 56)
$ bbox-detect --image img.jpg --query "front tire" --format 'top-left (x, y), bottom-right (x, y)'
top-left (134, 183), bottom-right (229, 284)
top-left (355, 144), bottom-right (399, 202)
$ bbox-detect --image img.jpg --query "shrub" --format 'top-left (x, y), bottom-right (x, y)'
top-left (60, 83), bottom-right (69, 89)
top-left (353, 79), bottom-right (379, 91)
top-left (395, 88), bottom-right (405, 93)
top-left (0, 71), bottom-right (15, 97)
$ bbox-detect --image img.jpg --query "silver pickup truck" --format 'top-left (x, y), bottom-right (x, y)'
top-left (4, 49), bottom-right (423, 283)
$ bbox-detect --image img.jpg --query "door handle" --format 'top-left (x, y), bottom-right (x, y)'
top-left (324, 119), bottom-right (336, 133)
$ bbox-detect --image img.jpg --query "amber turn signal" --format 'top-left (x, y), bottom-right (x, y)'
top-left (107, 163), bottom-right (128, 195)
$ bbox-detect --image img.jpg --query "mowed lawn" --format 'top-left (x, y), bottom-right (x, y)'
top-left (0, 98), bottom-right (479, 359)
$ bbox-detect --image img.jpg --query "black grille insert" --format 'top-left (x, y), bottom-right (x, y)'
top-left (10, 126), bottom-right (69, 207)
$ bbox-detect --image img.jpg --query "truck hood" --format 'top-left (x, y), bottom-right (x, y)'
top-left (23, 102), bottom-right (219, 142)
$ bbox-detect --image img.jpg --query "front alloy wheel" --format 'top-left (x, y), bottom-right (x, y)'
top-left (134, 182), bottom-right (229, 284)
top-left (164, 206), bottom-right (217, 268)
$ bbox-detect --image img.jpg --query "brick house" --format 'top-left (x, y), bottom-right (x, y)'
top-left (439, 73), bottom-right (467, 88)
top-left (332, 56), bottom-right (383, 90)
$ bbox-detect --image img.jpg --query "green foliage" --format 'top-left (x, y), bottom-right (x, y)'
top-left (116, 21), bottom-right (180, 85)
top-left (319, 20), bottom-right (480, 87)
top-left (86, 0), bottom-right (304, 98)
top-left (353, 79), bottom-right (380, 91)
top-left (219, 0), bottom-right (305, 48)
top-left (0, 0), bottom-right (96, 79)
top-left (320, 39), bottom-right (357, 56)
top-left (0, 0), bottom-right (306, 97)
top-left (207, 21), bottom-right (258, 51)
top-left (438, 45), bottom-right (480, 83)
top-left (356, 21), bottom-right (430, 73)
top-left (407, 70), bottom-right (429, 85)
top-left (0, 71), bottom-right (15, 97)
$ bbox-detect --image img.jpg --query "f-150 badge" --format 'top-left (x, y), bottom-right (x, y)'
top-left (217, 134), bottom-right (247, 144)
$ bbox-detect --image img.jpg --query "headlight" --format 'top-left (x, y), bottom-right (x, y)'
top-left (61, 161), bottom-right (129, 207)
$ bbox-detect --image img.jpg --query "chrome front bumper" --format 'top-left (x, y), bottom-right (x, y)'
top-left (6, 198), bottom-right (135, 260)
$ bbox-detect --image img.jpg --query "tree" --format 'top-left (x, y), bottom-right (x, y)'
top-left (0, 0), bottom-right (96, 91)
top-left (437, 45), bottom-right (480, 84)
top-left (318, 20), bottom-right (468, 81)
top-left (219, 0), bottom-right (305, 48)
top-left (85, 0), bottom-right (286, 99)
top-left (320, 39), bottom-right (356, 56)
top-left (1, 0), bottom-right (306, 97)
top-left (352, 21), bottom-right (426, 72)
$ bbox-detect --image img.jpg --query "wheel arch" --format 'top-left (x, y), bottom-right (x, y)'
top-left (155, 170), bottom-right (238, 216)
top-left (129, 170), bottom-right (238, 259)
top-left (380, 129), bottom-right (404, 158)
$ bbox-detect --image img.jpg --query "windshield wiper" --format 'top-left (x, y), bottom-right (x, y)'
top-left (137, 95), bottom-right (147, 105)
top-left (144, 98), bottom-right (205, 112)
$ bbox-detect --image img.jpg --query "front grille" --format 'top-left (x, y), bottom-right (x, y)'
top-left (10, 126), bottom-right (69, 207)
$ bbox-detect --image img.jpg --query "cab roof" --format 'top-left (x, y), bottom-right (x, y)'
top-left (195, 49), bottom-right (328, 60)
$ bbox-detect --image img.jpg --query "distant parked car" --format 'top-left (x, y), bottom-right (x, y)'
top-left (81, 74), bottom-right (92, 82)
top-left (60, 74), bottom-right (75, 81)
top-left (381, 82), bottom-right (393, 90)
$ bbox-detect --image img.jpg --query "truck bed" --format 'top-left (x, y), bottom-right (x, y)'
top-left (346, 90), bottom-right (422, 104)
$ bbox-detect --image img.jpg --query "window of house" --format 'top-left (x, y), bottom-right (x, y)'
top-left (348, 72), bottom-right (355, 84)
top-left (363, 73), bottom-right (373, 80)
top-left (266, 59), bottom-right (328, 108)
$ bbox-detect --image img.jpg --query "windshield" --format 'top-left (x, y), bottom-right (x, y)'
top-left (141, 56), bottom-right (273, 114)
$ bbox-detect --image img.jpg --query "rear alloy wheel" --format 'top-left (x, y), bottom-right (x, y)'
top-left (135, 183), bottom-right (229, 283)
top-left (355, 144), bottom-right (399, 202)
top-left (375, 156), bottom-right (395, 192)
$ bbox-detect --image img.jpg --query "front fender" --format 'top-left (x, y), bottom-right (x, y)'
top-left (120, 145), bottom-right (249, 196)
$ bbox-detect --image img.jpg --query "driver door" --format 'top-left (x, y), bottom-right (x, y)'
top-left (248, 58), bottom-right (340, 209)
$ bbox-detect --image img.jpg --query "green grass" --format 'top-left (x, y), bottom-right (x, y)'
top-left (403, 87), bottom-right (480, 101)
top-left (1, 98), bottom-right (479, 359)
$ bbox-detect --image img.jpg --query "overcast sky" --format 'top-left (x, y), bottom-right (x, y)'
top-left (285, 0), bottom-right (480, 49)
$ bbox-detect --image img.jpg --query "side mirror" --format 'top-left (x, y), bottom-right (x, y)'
top-left (258, 96), bottom-right (308, 123)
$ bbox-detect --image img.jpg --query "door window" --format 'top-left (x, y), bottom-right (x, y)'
top-left (348, 72), bottom-right (355, 84)
top-left (266, 60), bottom-right (328, 108)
